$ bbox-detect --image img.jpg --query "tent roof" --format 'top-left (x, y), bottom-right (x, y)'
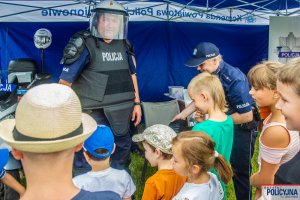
top-left (138, 0), bottom-right (299, 10)
top-left (0, 0), bottom-right (299, 22)
top-left (123, 0), bottom-right (300, 16)
top-left (4, 0), bottom-right (298, 11)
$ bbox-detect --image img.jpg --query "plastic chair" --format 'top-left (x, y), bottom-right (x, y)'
top-left (142, 100), bottom-right (180, 127)
top-left (140, 100), bottom-right (180, 184)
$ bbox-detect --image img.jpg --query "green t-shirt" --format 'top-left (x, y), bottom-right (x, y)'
top-left (192, 116), bottom-right (234, 199)
top-left (192, 116), bottom-right (233, 162)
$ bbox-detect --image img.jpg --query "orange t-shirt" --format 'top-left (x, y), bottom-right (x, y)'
top-left (142, 169), bottom-right (186, 200)
top-left (259, 106), bottom-right (271, 120)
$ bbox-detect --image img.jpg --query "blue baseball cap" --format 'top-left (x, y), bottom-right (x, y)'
top-left (0, 148), bottom-right (9, 170)
top-left (185, 42), bottom-right (220, 67)
top-left (83, 125), bottom-right (114, 159)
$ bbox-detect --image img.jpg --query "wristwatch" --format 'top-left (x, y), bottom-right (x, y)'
top-left (134, 102), bottom-right (141, 106)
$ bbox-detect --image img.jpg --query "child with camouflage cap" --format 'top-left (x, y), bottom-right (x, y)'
top-left (132, 124), bottom-right (186, 200)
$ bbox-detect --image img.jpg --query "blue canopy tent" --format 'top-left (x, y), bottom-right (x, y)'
top-left (0, 0), bottom-right (299, 101)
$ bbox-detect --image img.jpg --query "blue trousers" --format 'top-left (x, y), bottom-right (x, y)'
top-left (230, 125), bottom-right (258, 200)
top-left (73, 109), bottom-right (132, 175)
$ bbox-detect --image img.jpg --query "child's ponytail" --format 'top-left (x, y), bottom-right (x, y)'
top-left (214, 153), bottom-right (233, 184)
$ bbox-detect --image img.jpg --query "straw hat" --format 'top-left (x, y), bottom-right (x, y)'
top-left (0, 83), bottom-right (97, 153)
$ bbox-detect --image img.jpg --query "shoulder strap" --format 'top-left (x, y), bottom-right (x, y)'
top-left (124, 39), bottom-right (135, 56)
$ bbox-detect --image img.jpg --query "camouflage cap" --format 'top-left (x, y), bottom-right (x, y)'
top-left (132, 124), bottom-right (177, 154)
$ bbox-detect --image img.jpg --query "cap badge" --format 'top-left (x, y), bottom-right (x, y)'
top-left (193, 49), bottom-right (197, 55)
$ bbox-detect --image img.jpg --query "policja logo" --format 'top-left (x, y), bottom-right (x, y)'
top-left (262, 185), bottom-right (300, 200)
top-left (102, 52), bottom-right (124, 62)
top-left (276, 32), bottom-right (300, 63)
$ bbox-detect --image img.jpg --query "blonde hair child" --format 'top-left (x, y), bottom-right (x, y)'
top-left (248, 61), bottom-right (300, 200)
top-left (187, 72), bottom-right (234, 198)
top-left (172, 131), bottom-right (233, 200)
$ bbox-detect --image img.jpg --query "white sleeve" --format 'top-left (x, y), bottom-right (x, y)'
top-left (72, 175), bottom-right (83, 189)
top-left (260, 145), bottom-right (289, 164)
top-left (123, 171), bottom-right (136, 198)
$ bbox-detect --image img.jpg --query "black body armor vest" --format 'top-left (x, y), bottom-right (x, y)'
top-left (72, 38), bottom-right (135, 109)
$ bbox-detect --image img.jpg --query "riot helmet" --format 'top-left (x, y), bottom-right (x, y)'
top-left (90, 0), bottom-right (128, 40)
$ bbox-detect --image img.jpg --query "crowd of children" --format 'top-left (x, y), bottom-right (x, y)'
top-left (1, 59), bottom-right (300, 200)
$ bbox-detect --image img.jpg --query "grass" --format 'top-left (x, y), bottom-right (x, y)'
top-left (129, 132), bottom-right (260, 200)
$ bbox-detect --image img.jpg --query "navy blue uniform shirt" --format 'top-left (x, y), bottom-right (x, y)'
top-left (214, 61), bottom-right (255, 115)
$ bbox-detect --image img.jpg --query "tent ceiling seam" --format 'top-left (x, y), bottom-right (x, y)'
top-left (238, 0), bottom-right (277, 17)
top-left (0, 1), bottom-right (86, 19)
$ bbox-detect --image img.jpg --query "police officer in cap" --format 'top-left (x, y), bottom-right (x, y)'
top-left (173, 42), bottom-right (259, 200)
top-left (59, 0), bottom-right (141, 172)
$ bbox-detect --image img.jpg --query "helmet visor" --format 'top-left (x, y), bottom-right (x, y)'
top-left (90, 12), bottom-right (128, 40)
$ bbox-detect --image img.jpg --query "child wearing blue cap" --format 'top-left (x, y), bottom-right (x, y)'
top-left (0, 148), bottom-right (25, 197)
top-left (73, 125), bottom-right (136, 200)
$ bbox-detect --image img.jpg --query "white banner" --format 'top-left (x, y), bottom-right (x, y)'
top-left (1, 1), bottom-right (298, 25)
top-left (262, 185), bottom-right (300, 200)
top-left (269, 16), bottom-right (300, 63)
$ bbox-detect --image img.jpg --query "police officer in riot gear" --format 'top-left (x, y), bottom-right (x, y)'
top-left (59, 0), bottom-right (141, 173)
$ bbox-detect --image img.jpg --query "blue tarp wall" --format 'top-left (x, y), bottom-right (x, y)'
top-left (0, 21), bottom-right (268, 101)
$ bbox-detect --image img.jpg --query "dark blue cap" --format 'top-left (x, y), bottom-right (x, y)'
top-left (0, 148), bottom-right (9, 170)
top-left (83, 125), bottom-right (114, 159)
top-left (185, 42), bottom-right (220, 67)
